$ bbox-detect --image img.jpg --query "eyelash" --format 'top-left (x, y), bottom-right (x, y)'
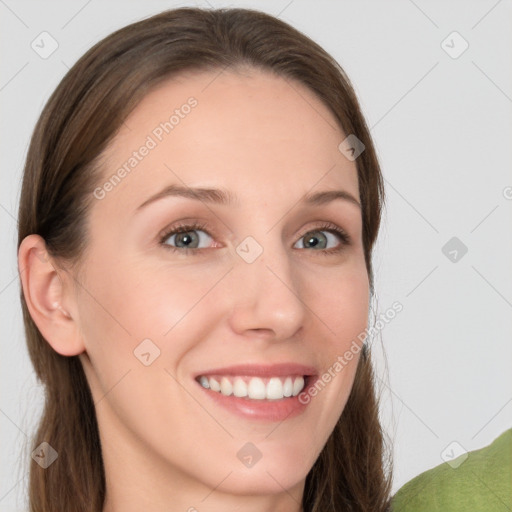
top-left (158, 221), bottom-right (351, 256)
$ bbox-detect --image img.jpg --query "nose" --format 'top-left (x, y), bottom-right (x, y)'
top-left (227, 238), bottom-right (306, 341)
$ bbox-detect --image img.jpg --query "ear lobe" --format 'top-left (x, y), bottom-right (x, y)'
top-left (18, 234), bottom-right (85, 357)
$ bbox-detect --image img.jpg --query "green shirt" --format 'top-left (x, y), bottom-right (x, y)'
top-left (391, 428), bottom-right (512, 511)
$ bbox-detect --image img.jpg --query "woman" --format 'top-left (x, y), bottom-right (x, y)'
top-left (17, 7), bottom-right (392, 511)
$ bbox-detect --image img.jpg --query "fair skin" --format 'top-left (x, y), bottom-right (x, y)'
top-left (19, 68), bottom-right (369, 512)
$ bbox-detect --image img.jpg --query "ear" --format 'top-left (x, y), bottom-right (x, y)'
top-left (18, 234), bottom-right (85, 356)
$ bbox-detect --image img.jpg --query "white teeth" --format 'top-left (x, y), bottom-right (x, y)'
top-left (266, 377), bottom-right (283, 400)
top-left (247, 377), bottom-right (266, 399)
top-left (198, 375), bottom-right (307, 400)
top-left (283, 377), bottom-right (293, 397)
top-left (220, 377), bottom-right (233, 396)
top-left (233, 377), bottom-right (248, 397)
top-left (209, 377), bottom-right (220, 392)
top-left (292, 376), bottom-right (305, 397)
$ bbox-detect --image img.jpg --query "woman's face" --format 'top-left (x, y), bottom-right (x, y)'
top-left (73, 68), bottom-right (369, 505)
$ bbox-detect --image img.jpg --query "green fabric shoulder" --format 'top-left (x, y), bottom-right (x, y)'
top-left (391, 428), bottom-right (512, 511)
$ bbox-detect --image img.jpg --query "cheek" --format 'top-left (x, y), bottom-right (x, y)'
top-left (75, 258), bottom-right (219, 434)
top-left (306, 262), bottom-right (370, 351)
top-left (297, 263), bottom-right (369, 432)
top-left (128, 262), bottom-right (229, 346)
top-left (78, 258), bottom-right (214, 345)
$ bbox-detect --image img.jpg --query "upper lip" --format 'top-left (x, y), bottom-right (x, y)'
top-left (195, 363), bottom-right (318, 378)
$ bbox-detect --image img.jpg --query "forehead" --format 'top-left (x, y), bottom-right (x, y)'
top-left (94, 67), bottom-right (359, 215)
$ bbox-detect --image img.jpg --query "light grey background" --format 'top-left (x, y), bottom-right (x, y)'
top-left (1, 1), bottom-right (511, 510)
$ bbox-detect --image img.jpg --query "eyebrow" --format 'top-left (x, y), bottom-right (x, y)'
top-left (135, 183), bottom-right (361, 212)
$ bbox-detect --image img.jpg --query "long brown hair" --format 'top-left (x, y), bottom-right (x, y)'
top-left (17, 7), bottom-right (392, 511)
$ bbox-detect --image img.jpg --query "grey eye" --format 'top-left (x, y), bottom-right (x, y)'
top-left (294, 230), bottom-right (339, 250)
top-left (163, 229), bottom-right (213, 249)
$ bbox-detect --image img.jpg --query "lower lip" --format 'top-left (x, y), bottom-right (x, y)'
top-left (197, 377), bottom-right (317, 422)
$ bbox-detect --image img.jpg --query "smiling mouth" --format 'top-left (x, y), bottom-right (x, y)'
top-left (195, 374), bottom-right (308, 400)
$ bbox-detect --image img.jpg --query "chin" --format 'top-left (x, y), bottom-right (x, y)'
top-left (210, 450), bottom-right (314, 496)
top-left (218, 468), bottom-right (307, 496)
